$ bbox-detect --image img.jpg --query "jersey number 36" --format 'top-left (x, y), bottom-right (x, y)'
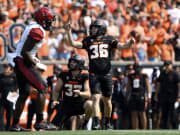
top-left (90, 44), bottom-right (108, 59)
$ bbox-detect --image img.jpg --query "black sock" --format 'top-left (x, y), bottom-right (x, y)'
top-left (36, 113), bottom-right (43, 123)
top-left (93, 116), bottom-right (100, 125)
top-left (12, 118), bottom-right (19, 126)
top-left (84, 119), bottom-right (89, 125)
top-left (105, 117), bottom-right (111, 125)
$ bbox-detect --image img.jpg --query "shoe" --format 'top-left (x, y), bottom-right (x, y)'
top-left (48, 123), bottom-right (57, 130)
top-left (92, 123), bottom-right (101, 130)
top-left (34, 121), bottom-right (57, 131)
top-left (34, 121), bottom-right (49, 131)
top-left (82, 123), bottom-right (87, 130)
top-left (105, 123), bottom-right (113, 130)
top-left (10, 125), bottom-right (31, 132)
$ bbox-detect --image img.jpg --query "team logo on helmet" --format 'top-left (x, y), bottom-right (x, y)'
top-left (90, 19), bottom-right (107, 37)
top-left (34, 7), bottom-right (55, 30)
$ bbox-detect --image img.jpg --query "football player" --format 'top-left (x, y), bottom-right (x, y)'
top-left (126, 63), bottom-right (152, 129)
top-left (10, 7), bottom-right (55, 131)
top-left (51, 54), bottom-right (92, 130)
top-left (65, 19), bottom-right (135, 129)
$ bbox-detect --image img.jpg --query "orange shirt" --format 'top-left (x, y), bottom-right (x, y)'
top-left (154, 27), bottom-right (167, 45)
top-left (146, 1), bottom-right (160, 14)
top-left (120, 23), bottom-right (132, 37)
top-left (38, 32), bottom-right (49, 57)
top-left (8, 8), bottom-right (18, 19)
top-left (14, 0), bottom-right (25, 9)
top-left (0, 38), bottom-right (4, 56)
top-left (119, 35), bottom-right (133, 58)
top-left (2, 19), bottom-right (14, 37)
top-left (71, 9), bottom-right (82, 22)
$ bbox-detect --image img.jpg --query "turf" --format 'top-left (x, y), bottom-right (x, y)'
top-left (0, 130), bottom-right (180, 135)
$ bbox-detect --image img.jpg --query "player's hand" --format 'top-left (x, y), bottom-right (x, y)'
top-left (73, 90), bottom-right (81, 96)
top-left (36, 63), bottom-right (47, 71)
top-left (64, 22), bottom-right (71, 31)
top-left (51, 101), bottom-right (59, 109)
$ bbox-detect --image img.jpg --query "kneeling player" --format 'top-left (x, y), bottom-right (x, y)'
top-left (51, 54), bottom-right (92, 130)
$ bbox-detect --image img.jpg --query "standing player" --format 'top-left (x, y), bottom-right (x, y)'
top-left (65, 19), bottom-right (135, 130)
top-left (51, 54), bottom-right (92, 130)
top-left (10, 7), bottom-right (55, 131)
top-left (126, 63), bottom-right (152, 129)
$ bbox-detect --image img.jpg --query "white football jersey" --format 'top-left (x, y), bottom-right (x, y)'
top-left (15, 22), bottom-right (45, 58)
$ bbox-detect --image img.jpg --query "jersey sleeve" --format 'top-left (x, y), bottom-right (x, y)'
top-left (82, 37), bottom-right (89, 50)
top-left (109, 36), bottom-right (118, 49)
top-left (83, 73), bottom-right (89, 81)
top-left (29, 28), bottom-right (44, 41)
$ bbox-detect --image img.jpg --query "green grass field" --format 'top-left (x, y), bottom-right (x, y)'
top-left (0, 130), bottom-right (180, 135)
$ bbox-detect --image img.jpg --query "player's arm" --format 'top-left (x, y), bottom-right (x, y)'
top-left (65, 23), bottom-right (83, 49)
top-left (51, 77), bottom-right (63, 108)
top-left (52, 78), bottom-right (63, 101)
top-left (177, 82), bottom-right (180, 102)
top-left (117, 38), bottom-right (135, 50)
top-left (126, 77), bottom-right (132, 97)
top-left (73, 80), bottom-right (91, 98)
top-left (154, 82), bottom-right (160, 102)
top-left (21, 36), bottom-right (39, 66)
top-left (145, 76), bottom-right (152, 102)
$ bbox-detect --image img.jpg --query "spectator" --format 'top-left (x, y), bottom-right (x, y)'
top-left (160, 40), bottom-right (175, 63)
top-left (0, 63), bottom-right (18, 131)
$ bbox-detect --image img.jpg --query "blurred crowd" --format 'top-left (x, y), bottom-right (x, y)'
top-left (0, 0), bottom-right (180, 62)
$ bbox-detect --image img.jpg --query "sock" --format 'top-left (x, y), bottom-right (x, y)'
top-left (93, 116), bottom-right (100, 125)
top-left (36, 113), bottom-right (43, 123)
top-left (12, 118), bottom-right (19, 126)
top-left (105, 117), bottom-right (111, 125)
top-left (83, 119), bottom-right (89, 125)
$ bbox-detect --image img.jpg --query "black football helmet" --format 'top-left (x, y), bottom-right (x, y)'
top-left (90, 19), bottom-right (107, 37)
top-left (68, 54), bottom-right (85, 71)
top-left (133, 62), bottom-right (142, 75)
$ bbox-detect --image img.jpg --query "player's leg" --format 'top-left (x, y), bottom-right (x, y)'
top-left (131, 111), bottom-right (139, 129)
top-left (27, 98), bottom-right (36, 129)
top-left (102, 96), bottom-right (112, 129)
top-left (4, 100), bottom-right (14, 130)
top-left (47, 100), bottom-right (55, 123)
top-left (51, 103), bottom-right (70, 129)
top-left (101, 73), bottom-right (113, 130)
top-left (11, 66), bottom-right (31, 131)
top-left (82, 100), bottom-right (93, 129)
top-left (139, 112), bottom-right (147, 129)
top-left (89, 74), bottom-right (101, 130)
top-left (138, 96), bottom-right (147, 129)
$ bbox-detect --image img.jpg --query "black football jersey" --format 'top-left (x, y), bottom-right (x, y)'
top-left (82, 36), bottom-right (118, 74)
top-left (0, 73), bottom-right (18, 99)
top-left (59, 71), bottom-right (88, 104)
top-left (128, 73), bottom-right (148, 94)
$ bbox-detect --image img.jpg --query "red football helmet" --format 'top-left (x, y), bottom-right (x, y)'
top-left (34, 7), bottom-right (55, 30)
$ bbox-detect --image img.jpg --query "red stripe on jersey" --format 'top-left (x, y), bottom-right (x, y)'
top-left (29, 28), bottom-right (44, 41)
